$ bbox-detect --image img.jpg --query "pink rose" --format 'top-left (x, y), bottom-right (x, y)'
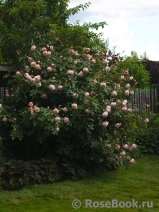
top-left (37, 82), bottom-right (41, 87)
top-left (93, 79), bottom-right (97, 84)
top-left (49, 84), bottom-right (55, 91)
top-left (83, 68), bottom-right (89, 73)
top-left (106, 105), bottom-right (111, 110)
top-left (124, 70), bottom-right (129, 75)
top-left (120, 75), bottom-right (125, 80)
top-left (124, 144), bottom-right (129, 149)
top-left (85, 109), bottom-right (90, 113)
top-left (64, 117), bottom-right (69, 122)
top-left (41, 94), bottom-right (47, 99)
top-left (103, 66), bottom-right (110, 72)
top-left (50, 45), bottom-right (54, 50)
top-left (110, 102), bottom-right (116, 107)
top-left (130, 158), bottom-right (135, 164)
top-left (115, 123), bottom-right (122, 128)
top-left (43, 51), bottom-right (48, 56)
top-left (125, 90), bottom-right (129, 95)
top-left (144, 118), bottom-right (149, 123)
top-left (85, 92), bottom-right (90, 97)
top-left (130, 90), bottom-right (134, 95)
top-left (34, 107), bottom-right (40, 112)
top-left (53, 108), bottom-right (59, 115)
top-left (107, 144), bottom-right (111, 148)
top-left (78, 71), bottom-right (83, 77)
top-left (106, 108), bottom-right (111, 113)
top-left (27, 76), bottom-right (32, 81)
top-left (69, 48), bottom-right (75, 54)
top-left (62, 107), bottom-right (68, 112)
top-left (111, 91), bottom-right (117, 97)
top-left (116, 144), bottom-right (120, 150)
top-left (56, 127), bottom-right (59, 132)
top-left (34, 75), bottom-right (41, 81)
top-left (122, 107), bottom-right (127, 111)
top-left (91, 59), bottom-right (96, 63)
top-left (16, 71), bottom-right (20, 75)
top-left (103, 60), bottom-right (109, 64)
top-left (120, 151), bottom-right (126, 156)
top-left (131, 144), bottom-right (137, 149)
top-left (55, 117), bottom-right (61, 123)
top-left (102, 111), bottom-right (108, 117)
top-left (72, 93), bottom-right (78, 98)
top-left (100, 82), bottom-right (107, 88)
top-left (72, 103), bottom-right (77, 109)
top-left (67, 70), bottom-right (74, 75)
top-left (47, 51), bottom-right (51, 56)
top-left (47, 67), bottom-right (52, 72)
top-left (2, 117), bottom-right (7, 122)
top-left (24, 73), bottom-right (29, 78)
top-left (126, 83), bottom-right (130, 88)
top-left (42, 47), bottom-right (47, 51)
top-left (31, 78), bottom-right (35, 82)
top-left (122, 101), bottom-right (127, 106)
top-left (116, 83), bottom-right (120, 89)
top-left (31, 45), bottom-right (36, 51)
top-left (58, 85), bottom-right (63, 90)
top-left (35, 64), bottom-right (41, 70)
top-left (31, 62), bottom-right (36, 67)
top-left (127, 108), bottom-right (132, 113)
top-left (86, 54), bottom-right (92, 61)
top-left (102, 121), bottom-right (109, 127)
top-left (28, 102), bottom-right (34, 107)
top-left (74, 51), bottom-right (79, 56)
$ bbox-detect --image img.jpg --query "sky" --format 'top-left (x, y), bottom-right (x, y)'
top-left (68, 0), bottom-right (159, 61)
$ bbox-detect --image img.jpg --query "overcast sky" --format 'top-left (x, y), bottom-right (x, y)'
top-left (68, 0), bottom-right (159, 61)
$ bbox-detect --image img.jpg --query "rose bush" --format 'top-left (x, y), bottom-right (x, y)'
top-left (0, 31), bottom-right (148, 173)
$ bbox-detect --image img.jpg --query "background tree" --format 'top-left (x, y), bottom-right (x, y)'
top-left (0, 0), bottom-right (92, 67)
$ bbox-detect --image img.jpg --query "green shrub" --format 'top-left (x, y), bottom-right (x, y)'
top-left (0, 30), bottom-right (142, 172)
top-left (0, 157), bottom-right (63, 190)
top-left (127, 112), bottom-right (159, 154)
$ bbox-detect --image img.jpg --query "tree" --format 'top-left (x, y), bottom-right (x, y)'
top-left (0, 0), bottom-right (92, 67)
top-left (140, 51), bottom-right (149, 60)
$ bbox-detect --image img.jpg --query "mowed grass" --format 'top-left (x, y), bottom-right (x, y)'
top-left (0, 154), bottom-right (159, 212)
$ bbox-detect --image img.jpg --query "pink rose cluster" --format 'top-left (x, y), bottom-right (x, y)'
top-left (28, 102), bottom-right (40, 115)
top-left (116, 143), bottom-right (137, 163)
top-left (42, 46), bottom-right (52, 56)
top-left (24, 73), bottom-right (41, 85)
top-left (68, 47), bottom-right (79, 56)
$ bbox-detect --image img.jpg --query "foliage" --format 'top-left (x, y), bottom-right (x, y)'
top-left (0, 27), bottom-right (142, 175)
top-left (0, 37), bottom-right (5, 65)
top-left (0, 157), bottom-right (59, 189)
top-left (0, 0), bottom-right (91, 66)
top-left (126, 111), bottom-right (159, 154)
top-left (130, 50), bottom-right (149, 60)
top-left (116, 55), bottom-right (150, 89)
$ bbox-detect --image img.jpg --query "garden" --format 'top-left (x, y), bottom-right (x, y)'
top-left (0, 0), bottom-right (159, 211)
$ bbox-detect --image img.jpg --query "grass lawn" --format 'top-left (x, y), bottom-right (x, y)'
top-left (0, 154), bottom-right (159, 212)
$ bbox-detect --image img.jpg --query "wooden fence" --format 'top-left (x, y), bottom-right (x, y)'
top-left (129, 86), bottom-right (159, 114)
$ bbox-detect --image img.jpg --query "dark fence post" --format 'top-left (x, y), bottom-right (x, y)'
top-left (0, 66), bottom-right (18, 105)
